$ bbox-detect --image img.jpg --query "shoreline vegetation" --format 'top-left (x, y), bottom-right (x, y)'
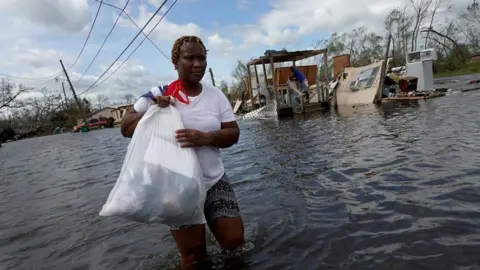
top-left (434, 62), bottom-right (480, 79)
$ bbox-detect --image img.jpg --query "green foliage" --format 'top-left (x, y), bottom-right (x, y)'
top-left (0, 120), bottom-right (15, 142)
top-left (218, 80), bottom-right (239, 106)
top-left (310, 0), bottom-right (480, 79)
top-left (229, 61), bottom-right (248, 103)
top-left (219, 80), bottom-right (229, 95)
top-left (325, 28), bottom-right (386, 67)
top-left (434, 61), bottom-right (480, 78)
top-left (435, 45), bottom-right (472, 72)
top-left (231, 61), bottom-right (248, 83)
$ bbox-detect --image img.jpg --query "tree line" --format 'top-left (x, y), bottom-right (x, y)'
top-left (0, 79), bottom-right (138, 141)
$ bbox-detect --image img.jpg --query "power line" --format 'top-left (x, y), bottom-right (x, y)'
top-left (89, 0), bottom-right (178, 91)
top-left (68, 0), bottom-right (104, 69)
top-left (0, 74), bottom-right (65, 95)
top-left (0, 72), bottom-right (62, 81)
top-left (94, 0), bottom-right (170, 61)
top-left (21, 77), bottom-right (65, 95)
top-left (0, 0), bottom-right (105, 81)
top-left (78, 0), bottom-right (168, 96)
top-left (73, 0), bottom-right (131, 86)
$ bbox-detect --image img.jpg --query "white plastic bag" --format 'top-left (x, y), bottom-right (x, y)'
top-left (99, 105), bottom-right (206, 226)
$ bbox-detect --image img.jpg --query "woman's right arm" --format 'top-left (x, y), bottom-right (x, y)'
top-left (120, 95), bottom-right (172, 138)
top-left (120, 108), bottom-right (144, 138)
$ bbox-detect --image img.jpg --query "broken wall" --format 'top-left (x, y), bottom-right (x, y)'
top-left (333, 60), bottom-right (384, 106)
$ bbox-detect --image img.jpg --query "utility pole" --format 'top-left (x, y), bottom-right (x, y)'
top-left (61, 82), bottom-right (73, 126)
top-left (208, 68), bottom-right (216, 86)
top-left (60, 59), bottom-right (89, 131)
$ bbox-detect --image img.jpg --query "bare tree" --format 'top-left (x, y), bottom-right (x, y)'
top-left (458, 0), bottom-right (480, 52)
top-left (421, 26), bottom-right (468, 61)
top-left (231, 61), bottom-right (248, 83)
top-left (219, 80), bottom-right (229, 95)
top-left (313, 39), bottom-right (328, 64)
top-left (231, 61), bottom-right (249, 100)
top-left (385, 6), bottom-right (413, 63)
top-left (12, 88), bottom-right (63, 134)
top-left (409, 0), bottom-right (434, 51)
top-left (318, 28), bottom-right (385, 67)
top-left (0, 79), bottom-right (28, 110)
top-left (312, 39), bottom-right (331, 80)
top-left (424, 0), bottom-right (451, 47)
top-left (95, 94), bottom-right (109, 110)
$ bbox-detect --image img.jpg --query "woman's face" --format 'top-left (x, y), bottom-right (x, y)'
top-left (175, 42), bottom-right (207, 83)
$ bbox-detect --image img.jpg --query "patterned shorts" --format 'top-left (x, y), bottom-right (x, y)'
top-left (170, 174), bottom-right (241, 230)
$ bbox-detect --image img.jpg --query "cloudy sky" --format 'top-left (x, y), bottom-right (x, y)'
top-left (0, 0), bottom-right (471, 103)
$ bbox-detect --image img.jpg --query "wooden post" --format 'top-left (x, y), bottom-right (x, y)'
top-left (254, 64), bottom-right (260, 89)
top-left (253, 64), bottom-right (262, 107)
top-left (292, 60), bottom-right (297, 105)
top-left (321, 50), bottom-right (328, 103)
top-left (300, 94), bottom-right (305, 113)
top-left (261, 60), bottom-right (269, 99)
top-left (60, 59), bottom-right (88, 130)
top-left (316, 83), bottom-right (321, 103)
top-left (246, 65), bottom-right (255, 111)
top-left (269, 54), bottom-right (278, 106)
top-left (375, 34), bottom-right (392, 103)
top-left (333, 83), bottom-right (338, 109)
top-left (208, 68), bottom-right (216, 87)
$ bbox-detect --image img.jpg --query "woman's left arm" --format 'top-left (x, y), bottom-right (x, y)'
top-left (207, 89), bottom-right (240, 149)
top-left (176, 89), bottom-right (240, 148)
top-left (207, 121), bottom-right (240, 149)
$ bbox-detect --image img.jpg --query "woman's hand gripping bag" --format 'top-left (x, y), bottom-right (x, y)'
top-left (99, 105), bottom-right (206, 226)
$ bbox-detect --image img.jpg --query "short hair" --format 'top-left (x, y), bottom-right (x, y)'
top-left (171, 36), bottom-right (207, 64)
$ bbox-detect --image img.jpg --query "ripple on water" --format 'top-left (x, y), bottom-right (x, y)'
top-left (1, 91), bottom-right (480, 269)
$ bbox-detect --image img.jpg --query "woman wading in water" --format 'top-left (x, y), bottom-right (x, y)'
top-left (120, 35), bottom-right (245, 269)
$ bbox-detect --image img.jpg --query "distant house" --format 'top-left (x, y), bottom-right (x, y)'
top-left (108, 104), bottom-right (134, 123)
top-left (468, 55), bottom-right (480, 63)
top-left (77, 104), bottom-right (133, 125)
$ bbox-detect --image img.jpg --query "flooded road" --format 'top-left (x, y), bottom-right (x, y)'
top-left (1, 91), bottom-right (480, 270)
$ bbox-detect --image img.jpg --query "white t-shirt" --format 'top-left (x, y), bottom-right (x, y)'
top-left (133, 82), bottom-right (236, 187)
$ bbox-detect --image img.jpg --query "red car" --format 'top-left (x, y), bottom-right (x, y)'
top-left (73, 117), bottom-right (109, 133)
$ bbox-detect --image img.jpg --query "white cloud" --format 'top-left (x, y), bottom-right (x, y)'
top-left (207, 33), bottom-right (238, 56)
top-left (75, 61), bottom-right (176, 102)
top-left (0, 1), bottom-right (181, 104)
top-left (0, 39), bottom-right (172, 104)
top-left (0, 40), bottom-right (71, 87)
top-left (237, 24), bottom-right (300, 47)
top-left (117, 3), bottom-right (245, 60)
top-left (0, 0), bottom-right (90, 33)
top-left (237, 0), bottom-right (252, 10)
top-left (118, 4), bottom-right (202, 42)
top-left (236, 0), bottom-right (472, 47)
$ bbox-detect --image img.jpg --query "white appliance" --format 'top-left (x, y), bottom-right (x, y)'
top-left (405, 48), bottom-right (437, 91)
